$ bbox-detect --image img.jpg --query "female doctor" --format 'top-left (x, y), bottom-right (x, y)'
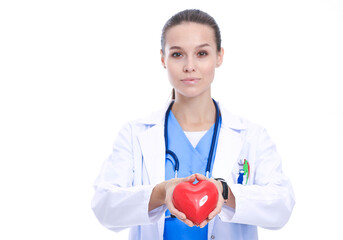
top-left (91, 9), bottom-right (295, 240)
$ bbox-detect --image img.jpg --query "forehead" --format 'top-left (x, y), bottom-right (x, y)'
top-left (165, 22), bottom-right (216, 50)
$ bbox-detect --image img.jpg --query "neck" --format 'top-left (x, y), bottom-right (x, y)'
top-left (172, 93), bottom-right (216, 131)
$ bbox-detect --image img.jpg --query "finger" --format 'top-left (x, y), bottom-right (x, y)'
top-left (165, 198), bottom-right (187, 220)
top-left (182, 218), bottom-right (195, 227)
top-left (208, 198), bottom-right (224, 220)
top-left (208, 207), bottom-right (220, 220)
top-left (174, 174), bottom-right (195, 184)
top-left (167, 204), bottom-right (186, 220)
top-left (194, 173), bottom-right (207, 181)
top-left (185, 174), bottom-right (196, 182)
top-left (167, 204), bottom-right (194, 227)
top-left (199, 219), bottom-right (209, 228)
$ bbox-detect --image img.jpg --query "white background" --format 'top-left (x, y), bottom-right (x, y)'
top-left (1, 0), bottom-right (342, 239)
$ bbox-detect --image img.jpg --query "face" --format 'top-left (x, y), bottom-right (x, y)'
top-left (161, 22), bottom-right (224, 99)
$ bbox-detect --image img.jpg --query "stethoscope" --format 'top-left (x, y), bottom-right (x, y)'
top-left (164, 99), bottom-right (221, 178)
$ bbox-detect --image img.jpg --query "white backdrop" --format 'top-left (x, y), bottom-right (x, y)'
top-left (1, 0), bottom-right (342, 239)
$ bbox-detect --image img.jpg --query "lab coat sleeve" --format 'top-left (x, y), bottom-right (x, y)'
top-left (220, 128), bottom-right (295, 229)
top-left (91, 123), bottom-right (164, 232)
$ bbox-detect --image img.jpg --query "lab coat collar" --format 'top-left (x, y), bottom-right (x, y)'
top-left (137, 100), bottom-right (247, 187)
top-left (219, 103), bottom-right (247, 131)
top-left (137, 100), bottom-right (247, 131)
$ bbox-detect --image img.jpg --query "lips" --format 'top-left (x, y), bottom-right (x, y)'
top-left (181, 78), bottom-right (200, 84)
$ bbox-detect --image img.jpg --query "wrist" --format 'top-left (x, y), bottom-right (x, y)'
top-left (149, 182), bottom-right (167, 211)
top-left (158, 181), bottom-right (167, 203)
top-left (214, 178), bottom-right (229, 201)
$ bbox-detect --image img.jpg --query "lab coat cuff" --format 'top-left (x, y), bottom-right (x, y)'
top-left (217, 181), bottom-right (236, 221)
top-left (148, 205), bottom-right (167, 223)
top-left (218, 205), bottom-right (236, 221)
top-left (226, 183), bottom-right (251, 224)
top-left (145, 186), bottom-right (167, 224)
top-left (135, 184), bottom-right (160, 225)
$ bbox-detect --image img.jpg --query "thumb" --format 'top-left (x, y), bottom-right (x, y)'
top-left (186, 174), bottom-right (196, 182)
top-left (194, 173), bottom-right (208, 181)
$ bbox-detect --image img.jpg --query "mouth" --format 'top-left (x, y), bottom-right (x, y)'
top-left (181, 78), bottom-right (201, 84)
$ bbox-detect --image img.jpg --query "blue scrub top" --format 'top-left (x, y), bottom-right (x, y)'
top-left (164, 111), bottom-right (221, 240)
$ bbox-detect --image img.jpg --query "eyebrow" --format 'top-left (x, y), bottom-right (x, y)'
top-left (168, 43), bottom-right (211, 51)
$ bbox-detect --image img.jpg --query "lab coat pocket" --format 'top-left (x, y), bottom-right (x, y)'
top-left (232, 158), bottom-right (251, 185)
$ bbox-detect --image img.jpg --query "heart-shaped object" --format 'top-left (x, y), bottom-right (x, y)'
top-left (172, 180), bottom-right (218, 225)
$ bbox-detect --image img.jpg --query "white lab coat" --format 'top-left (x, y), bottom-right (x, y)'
top-left (91, 102), bottom-right (295, 240)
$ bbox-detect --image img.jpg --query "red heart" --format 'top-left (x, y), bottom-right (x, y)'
top-left (172, 180), bottom-right (218, 225)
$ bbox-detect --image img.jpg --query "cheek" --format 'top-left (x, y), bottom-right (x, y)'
top-left (166, 61), bottom-right (181, 80)
top-left (199, 61), bottom-right (216, 78)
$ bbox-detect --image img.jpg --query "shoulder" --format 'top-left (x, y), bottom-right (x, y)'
top-left (119, 103), bottom-right (169, 135)
top-left (218, 103), bottom-right (270, 148)
top-left (219, 103), bottom-right (264, 134)
top-left (219, 103), bottom-right (274, 154)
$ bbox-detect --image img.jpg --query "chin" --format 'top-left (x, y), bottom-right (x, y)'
top-left (176, 89), bottom-right (211, 100)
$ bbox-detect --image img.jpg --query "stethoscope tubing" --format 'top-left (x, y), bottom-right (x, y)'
top-left (164, 99), bottom-right (221, 178)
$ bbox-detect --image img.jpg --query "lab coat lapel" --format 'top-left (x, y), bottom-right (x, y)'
top-left (212, 104), bottom-right (246, 182)
top-left (138, 123), bottom-right (165, 186)
top-left (138, 123), bottom-right (166, 239)
top-left (208, 128), bottom-right (243, 237)
top-left (137, 105), bottom-right (170, 239)
top-left (212, 127), bottom-right (243, 182)
top-left (208, 107), bottom-right (246, 236)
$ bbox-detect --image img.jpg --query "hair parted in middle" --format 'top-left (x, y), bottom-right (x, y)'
top-left (161, 9), bottom-right (222, 54)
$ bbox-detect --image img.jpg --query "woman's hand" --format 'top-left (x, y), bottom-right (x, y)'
top-left (194, 173), bottom-right (225, 228)
top-left (164, 174), bottom-right (197, 227)
top-left (148, 174), bottom-right (197, 227)
top-left (149, 173), bottom-right (234, 228)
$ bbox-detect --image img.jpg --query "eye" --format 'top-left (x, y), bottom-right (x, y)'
top-left (197, 51), bottom-right (208, 57)
top-left (171, 52), bottom-right (182, 57)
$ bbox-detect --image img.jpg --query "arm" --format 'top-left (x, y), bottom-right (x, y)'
top-left (91, 123), bottom-right (198, 231)
top-left (91, 123), bottom-right (161, 232)
top-left (148, 181), bottom-right (166, 212)
top-left (223, 128), bottom-right (296, 229)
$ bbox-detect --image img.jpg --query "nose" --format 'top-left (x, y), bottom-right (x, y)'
top-left (183, 58), bottom-right (196, 73)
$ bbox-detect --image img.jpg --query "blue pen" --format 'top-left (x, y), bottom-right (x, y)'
top-left (237, 169), bottom-right (244, 184)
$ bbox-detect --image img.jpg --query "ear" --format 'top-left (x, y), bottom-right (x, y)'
top-left (216, 47), bottom-right (224, 68)
top-left (160, 49), bottom-right (166, 69)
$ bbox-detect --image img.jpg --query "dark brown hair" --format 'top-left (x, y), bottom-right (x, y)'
top-left (161, 9), bottom-right (222, 54)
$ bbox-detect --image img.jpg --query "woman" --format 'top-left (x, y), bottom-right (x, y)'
top-left (92, 9), bottom-right (295, 240)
